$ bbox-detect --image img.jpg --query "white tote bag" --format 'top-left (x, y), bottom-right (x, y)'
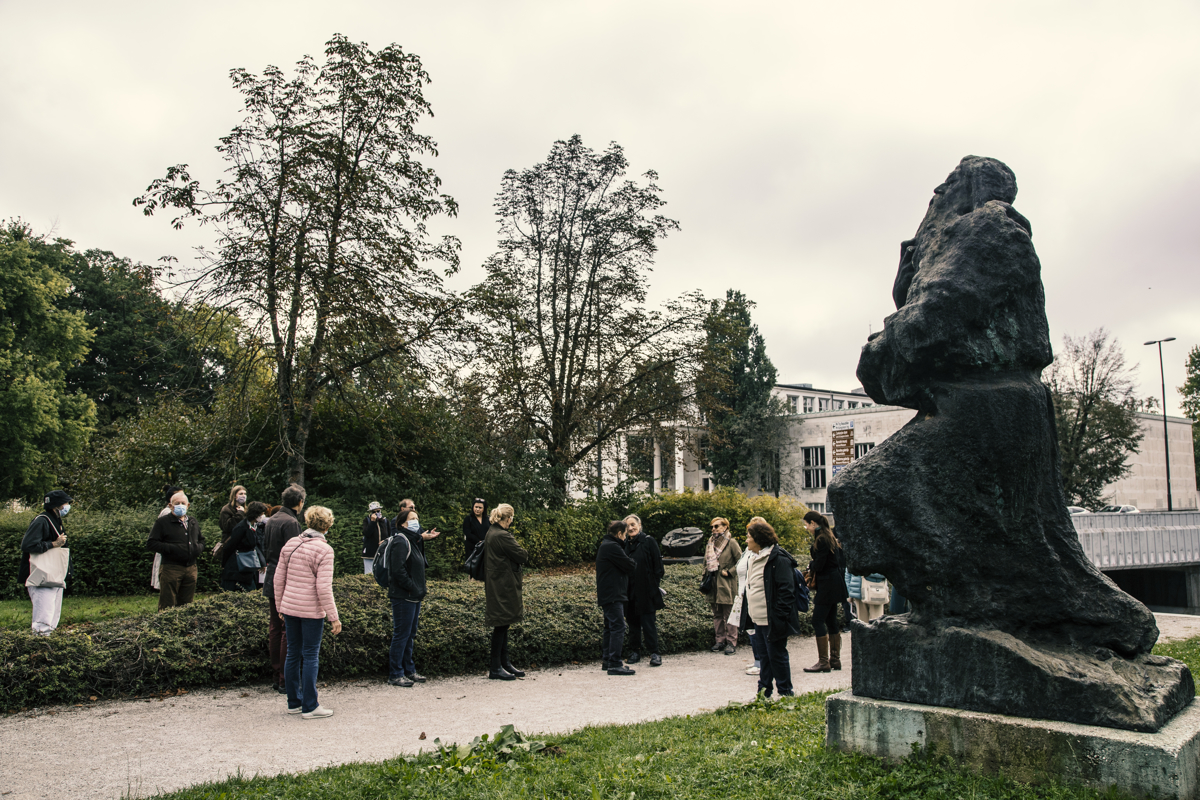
top-left (151, 553), bottom-right (162, 590)
top-left (862, 576), bottom-right (889, 605)
top-left (27, 547), bottom-right (70, 588)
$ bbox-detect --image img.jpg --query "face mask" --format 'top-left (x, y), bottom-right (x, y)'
top-left (173, 504), bottom-right (187, 517)
top-left (407, 520), bottom-right (420, 531)
top-left (237, 495), bottom-right (247, 504)
top-left (59, 504), bottom-right (71, 517)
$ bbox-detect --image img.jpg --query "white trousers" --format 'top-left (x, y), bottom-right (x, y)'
top-left (363, 558), bottom-right (374, 574)
top-left (852, 598), bottom-right (886, 623)
top-left (28, 585), bottom-right (64, 635)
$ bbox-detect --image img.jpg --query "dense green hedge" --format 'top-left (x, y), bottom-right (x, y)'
top-left (1, 488), bottom-right (811, 599)
top-left (0, 564), bottom-right (831, 710)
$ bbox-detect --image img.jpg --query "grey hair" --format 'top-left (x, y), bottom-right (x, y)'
top-left (623, 514), bottom-right (642, 527)
top-left (281, 483), bottom-right (306, 508)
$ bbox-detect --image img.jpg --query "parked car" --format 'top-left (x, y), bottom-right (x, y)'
top-left (1066, 506), bottom-right (1091, 515)
top-left (1097, 505), bottom-right (1140, 514)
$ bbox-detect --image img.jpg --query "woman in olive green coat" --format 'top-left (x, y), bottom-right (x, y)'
top-left (484, 503), bottom-right (529, 680)
top-left (703, 517), bottom-right (743, 654)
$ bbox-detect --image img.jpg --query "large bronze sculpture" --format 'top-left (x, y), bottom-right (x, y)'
top-left (828, 156), bottom-right (1194, 732)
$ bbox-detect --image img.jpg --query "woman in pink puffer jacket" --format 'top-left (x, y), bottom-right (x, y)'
top-left (275, 505), bottom-right (342, 719)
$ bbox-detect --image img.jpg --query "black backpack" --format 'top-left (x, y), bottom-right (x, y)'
top-left (464, 539), bottom-right (486, 581)
top-left (372, 533), bottom-right (411, 590)
top-left (793, 567), bottom-right (811, 613)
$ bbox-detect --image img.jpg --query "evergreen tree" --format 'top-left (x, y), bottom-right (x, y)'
top-left (696, 290), bottom-right (785, 492)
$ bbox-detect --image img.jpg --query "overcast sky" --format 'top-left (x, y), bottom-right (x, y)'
top-left (2, 1), bottom-right (1197, 415)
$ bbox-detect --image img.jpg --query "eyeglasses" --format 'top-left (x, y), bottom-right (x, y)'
top-left (711, 525), bottom-right (724, 530)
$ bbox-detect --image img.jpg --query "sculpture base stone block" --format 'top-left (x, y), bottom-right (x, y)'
top-left (826, 691), bottom-right (1200, 799)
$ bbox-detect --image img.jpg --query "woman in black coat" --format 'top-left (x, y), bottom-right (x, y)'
top-left (463, 498), bottom-right (489, 562)
top-left (738, 519), bottom-right (801, 698)
top-left (622, 514), bottom-right (665, 667)
top-left (803, 510), bottom-right (849, 673)
top-left (222, 501), bottom-right (268, 591)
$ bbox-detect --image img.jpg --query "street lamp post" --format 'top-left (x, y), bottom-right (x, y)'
top-left (1144, 337), bottom-right (1177, 511)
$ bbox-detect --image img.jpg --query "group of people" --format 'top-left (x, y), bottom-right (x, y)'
top-left (20, 480), bottom-right (868, 709)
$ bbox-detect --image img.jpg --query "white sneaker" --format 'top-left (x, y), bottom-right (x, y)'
top-left (287, 707), bottom-right (302, 715)
top-left (301, 706), bottom-right (334, 719)
top-left (745, 665), bottom-right (760, 675)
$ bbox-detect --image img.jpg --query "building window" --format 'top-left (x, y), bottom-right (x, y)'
top-left (802, 446), bottom-right (826, 489)
top-left (808, 502), bottom-right (825, 513)
top-left (848, 401), bottom-right (859, 409)
top-left (786, 395), bottom-right (799, 414)
top-left (702, 477), bottom-right (711, 492)
top-left (803, 396), bottom-right (815, 413)
top-left (855, 442), bottom-right (875, 459)
top-left (818, 397), bottom-right (830, 411)
top-left (834, 399), bottom-right (844, 410)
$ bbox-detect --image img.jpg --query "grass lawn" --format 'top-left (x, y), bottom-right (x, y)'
top-left (0, 593), bottom-right (213, 629)
top-left (146, 644), bottom-right (1200, 800)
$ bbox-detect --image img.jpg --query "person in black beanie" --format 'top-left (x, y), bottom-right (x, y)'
top-left (21, 489), bottom-right (72, 635)
top-left (596, 519), bottom-right (637, 676)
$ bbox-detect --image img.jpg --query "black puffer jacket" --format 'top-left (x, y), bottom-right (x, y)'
top-left (222, 518), bottom-right (265, 582)
top-left (739, 546), bottom-right (803, 641)
top-left (595, 534), bottom-right (636, 607)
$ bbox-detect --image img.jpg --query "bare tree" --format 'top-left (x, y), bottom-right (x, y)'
top-left (135, 35), bottom-right (460, 486)
top-left (471, 135), bottom-right (706, 503)
top-left (1045, 328), bottom-right (1143, 508)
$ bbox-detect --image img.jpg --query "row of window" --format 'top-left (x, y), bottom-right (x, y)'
top-left (784, 395), bottom-right (872, 414)
top-left (800, 443), bottom-right (874, 488)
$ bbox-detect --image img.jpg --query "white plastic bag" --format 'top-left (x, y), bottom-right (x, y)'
top-left (151, 552), bottom-right (162, 590)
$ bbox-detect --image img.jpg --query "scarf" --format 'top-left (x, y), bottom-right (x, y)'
top-left (705, 530), bottom-right (730, 572)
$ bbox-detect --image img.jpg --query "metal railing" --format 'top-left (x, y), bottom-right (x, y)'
top-left (1072, 511), bottom-right (1200, 570)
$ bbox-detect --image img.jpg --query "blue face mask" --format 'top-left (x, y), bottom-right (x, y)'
top-left (173, 504), bottom-right (187, 517)
top-left (59, 504), bottom-right (71, 517)
top-left (407, 520), bottom-right (420, 531)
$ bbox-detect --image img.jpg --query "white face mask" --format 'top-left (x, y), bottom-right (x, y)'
top-left (236, 494), bottom-right (247, 504)
top-left (407, 520), bottom-right (421, 531)
top-left (257, 515), bottom-right (268, 524)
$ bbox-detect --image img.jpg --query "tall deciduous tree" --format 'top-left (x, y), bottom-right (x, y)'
top-left (1179, 344), bottom-right (1200, 491)
top-left (1045, 328), bottom-right (1143, 509)
top-left (0, 222), bottom-right (96, 499)
top-left (136, 34), bottom-right (460, 487)
top-left (696, 290), bottom-right (785, 491)
top-left (471, 135), bottom-right (705, 503)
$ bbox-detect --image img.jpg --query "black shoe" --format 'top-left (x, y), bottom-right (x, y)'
top-left (488, 668), bottom-right (516, 681)
top-left (406, 672), bottom-right (426, 683)
top-left (626, 651), bottom-right (640, 664)
top-left (724, 644), bottom-right (737, 656)
top-left (273, 683), bottom-right (288, 694)
top-left (649, 653), bottom-right (662, 667)
top-left (601, 661), bottom-right (613, 671)
top-left (607, 665), bottom-right (636, 676)
top-left (502, 664), bottom-right (525, 678)
top-left (388, 675), bottom-right (414, 687)
top-left (710, 643), bottom-right (724, 652)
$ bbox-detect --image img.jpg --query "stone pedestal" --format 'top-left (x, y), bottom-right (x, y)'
top-left (826, 690), bottom-right (1200, 799)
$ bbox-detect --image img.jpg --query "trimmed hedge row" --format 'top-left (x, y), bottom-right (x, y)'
top-left (0, 563), bottom-right (824, 710)
top-left (1, 488), bottom-right (812, 600)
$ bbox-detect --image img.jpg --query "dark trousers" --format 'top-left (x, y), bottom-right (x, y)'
top-left (749, 623), bottom-right (768, 665)
top-left (626, 609), bottom-right (660, 655)
top-left (490, 625), bottom-right (510, 670)
top-left (283, 615), bottom-right (324, 713)
top-left (389, 598), bottom-right (422, 678)
top-left (601, 602), bottom-right (626, 665)
top-left (812, 603), bottom-right (839, 637)
top-left (889, 589), bottom-right (908, 615)
top-left (268, 593), bottom-right (288, 686)
top-left (751, 625), bottom-right (793, 697)
top-left (158, 563), bottom-right (197, 610)
top-left (221, 578), bottom-right (255, 592)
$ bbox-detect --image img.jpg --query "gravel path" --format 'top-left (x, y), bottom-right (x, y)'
top-left (2, 613), bottom-right (1196, 800)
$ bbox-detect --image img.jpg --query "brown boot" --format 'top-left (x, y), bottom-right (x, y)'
top-left (828, 632), bottom-right (842, 671)
top-left (803, 635), bottom-right (831, 673)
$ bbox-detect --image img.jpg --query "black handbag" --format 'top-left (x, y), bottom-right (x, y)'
top-left (235, 548), bottom-right (263, 572)
top-left (699, 569), bottom-right (716, 594)
top-left (464, 539), bottom-right (486, 581)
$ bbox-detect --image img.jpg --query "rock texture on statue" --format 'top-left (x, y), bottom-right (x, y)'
top-left (829, 156), bottom-right (1194, 732)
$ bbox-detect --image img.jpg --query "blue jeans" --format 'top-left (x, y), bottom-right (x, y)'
top-left (748, 622), bottom-right (768, 666)
top-left (284, 615), bottom-right (325, 713)
top-left (751, 625), bottom-right (793, 697)
top-left (601, 602), bottom-right (626, 665)
top-left (390, 599), bottom-right (422, 678)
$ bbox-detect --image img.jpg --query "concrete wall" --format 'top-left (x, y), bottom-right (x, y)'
top-left (1104, 413), bottom-right (1198, 511)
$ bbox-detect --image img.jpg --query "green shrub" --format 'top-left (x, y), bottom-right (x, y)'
top-left (0, 564), bottom-right (818, 710)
